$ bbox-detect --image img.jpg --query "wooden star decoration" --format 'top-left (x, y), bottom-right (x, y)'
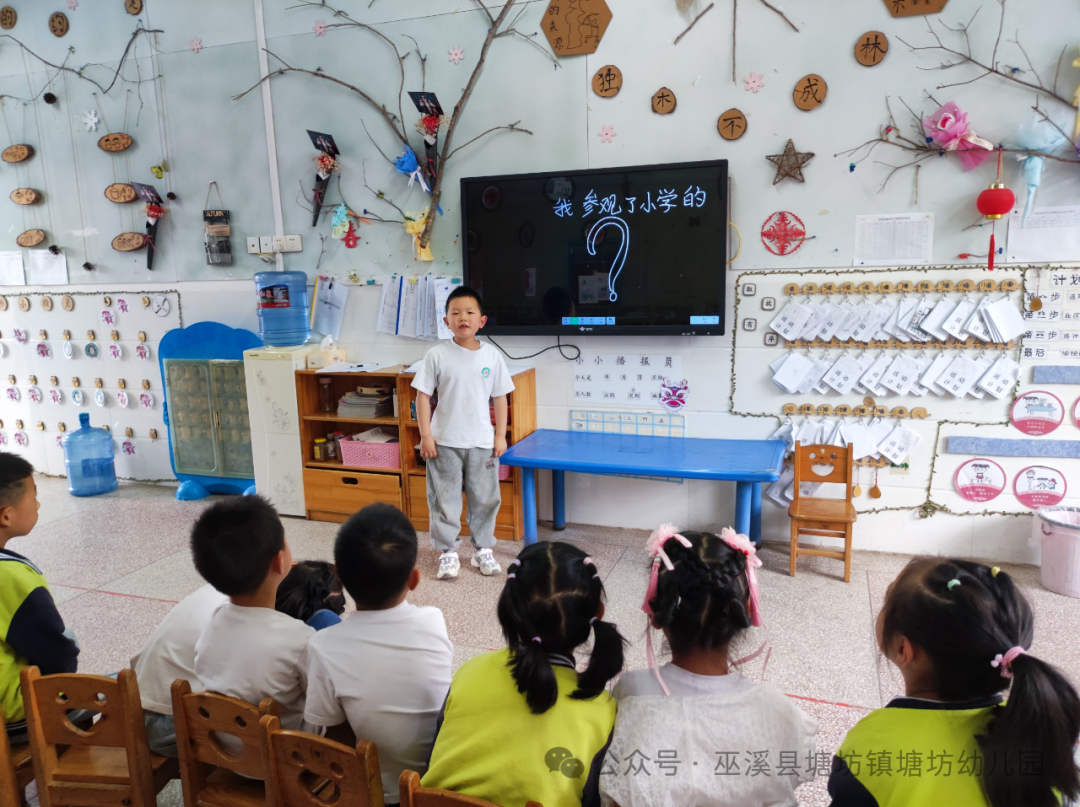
top-left (766, 139), bottom-right (814, 185)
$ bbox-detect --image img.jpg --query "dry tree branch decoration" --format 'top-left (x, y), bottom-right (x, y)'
top-left (730, 0), bottom-right (799, 82)
top-left (896, 0), bottom-right (1073, 110)
top-left (233, 0), bottom-right (539, 252)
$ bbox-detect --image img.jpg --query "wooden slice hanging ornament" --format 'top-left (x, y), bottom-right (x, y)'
top-left (651, 87), bottom-right (677, 114)
top-left (112, 232), bottom-right (147, 252)
top-left (104, 183), bottom-right (137, 203)
top-left (793, 74), bottom-right (827, 110)
top-left (541, 0), bottom-right (612, 57)
top-left (10, 188), bottom-right (39, 205)
top-left (869, 467), bottom-right (882, 498)
top-left (1030, 297), bottom-right (1043, 311)
top-left (40, 296), bottom-right (52, 312)
top-left (0, 297), bottom-right (7, 312)
top-left (17, 296), bottom-right (29, 312)
top-left (1, 144), bottom-right (33, 163)
top-left (854, 31), bottom-right (888, 66)
top-left (16, 229), bottom-right (45, 247)
top-left (884, 0), bottom-right (948, 17)
top-left (48, 12), bottom-right (68, 37)
top-left (61, 295), bottom-right (74, 311)
top-left (0, 7), bottom-right (16, 29)
top-left (717, 108), bottom-right (747, 141)
top-left (98, 132), bottom-right (133, 153)
top-left (591, 65), bottom-right (622, 98)
top-left (125, 0), bottom-right (144, 13)
top-left (852, 467), bottom-right (863, 498)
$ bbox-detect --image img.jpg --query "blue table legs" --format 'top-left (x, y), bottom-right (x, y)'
top-left (522, 467), bottom-right (538, 545)
top-left (552, 470), bottom-right (566, 531)
top-left (734, 481), bottom-right (752, 540)
top-left (751, 482), bottom-right (762, 547)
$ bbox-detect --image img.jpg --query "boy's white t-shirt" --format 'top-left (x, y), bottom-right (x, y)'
top-left (303, 600), bottom-right (454, 804)
top-left (601, 665), bottom-right (818, 807)
top-left (194, 602), bottom-right (315, 731)
top-left (130, 583), bottom-right (228, 715)
top-left (411, 340), bottom-right (515, 449)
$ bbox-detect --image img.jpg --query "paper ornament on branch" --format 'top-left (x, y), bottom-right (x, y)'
top-left (404, 209), bottom-right (434, 261)
top-left (1009, 113), bottom-right (1067, 225)
top-left (130, 182), bottom-right (164, 270)
top-left (922, 102), bottom-right (992, 171)
top-left (306, 129), bottom-right (339, 227)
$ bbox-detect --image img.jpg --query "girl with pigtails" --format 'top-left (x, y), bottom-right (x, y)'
top-left (601, 525), bottom-right (818, 807)
top-left (829, 557), bottom-right (1080, 807)
top-left (423, 541), bottom-right (626, 807)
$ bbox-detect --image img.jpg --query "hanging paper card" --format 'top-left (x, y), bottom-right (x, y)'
top-left (851, 354), bottom-right (872, 394)
top-left (812, 356), bottom-right (836, 394)
top-left (976, 357), bottom-right (1019, 399)
top-left (815, 304), bottom-right (847, 342)
top-left (1014, 465), bottom-right (1067, 509)
top-left (879, 354), bottom-right (920, 395)
top-left (796, 303), bottom-right (827, 340)
top-left (919, 353), bottom-right (952, 396)
top-left (831, 301), bottom-right (864, 342)
top-left (822, 354), bottom-right (864, 394)
top-left (937, 356), bottom-right (982, 397)
top-left (1010, 390), bottom-right (1064, 435)
top-left (920, 297), bottom-right (957, 341)
top-left (859, 354), bottom-right (892, 395)
top-left (796, 356), bottom-right (829, 394)
top-left (955, 458), bottom-right (1006, 502)
top-left (901, 298), bottom-right (934, 342)
top-left (794, 419), bottom-right (819, 446)
top-left (884, 298), bottom-right (918, 342)
top-left (966, 356), bottom-right (994, 399)
top-left (963, 297), bottom-right (994, 342)
top-left (766, 466), bottom-right (796, 506)
top-left (842, 420), bottom-right (877, 460)
top-left (941, 299), bottom-right (977, 340)
top-left (877, 424), bottom-right (919, 464)
top-left (849, 302), bottom-right (889, 343)
top-left (908, 357), bottom-right (930, 397)
top-left (984, 296), bottom-right (1027, 343)
top-left (769, 418), bottom-right (795, 454)
top-left (870, 299), bottom-right (899, 342)
top-left (771, 352), bottom-right (815, 393)
top-left (769, 300), bottom-right (812, 339)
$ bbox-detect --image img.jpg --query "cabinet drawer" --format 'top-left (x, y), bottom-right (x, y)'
top-left (409, 480), bottom-right (515, 527)
top-left (304, 468), bottom-right (402, 522)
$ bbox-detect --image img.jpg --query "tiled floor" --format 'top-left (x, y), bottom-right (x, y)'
top-left (13, 477), bottom-right (1080, 806)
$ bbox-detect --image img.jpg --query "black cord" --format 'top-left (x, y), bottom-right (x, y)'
top-left (485, 334), bottom-right (581, 361)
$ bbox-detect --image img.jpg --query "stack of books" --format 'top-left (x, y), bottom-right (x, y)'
top-left (338, 387), bottom-right (393, 419)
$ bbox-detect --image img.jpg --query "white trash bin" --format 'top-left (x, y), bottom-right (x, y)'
top-left (1034, 506), bottom-right (1080, 599)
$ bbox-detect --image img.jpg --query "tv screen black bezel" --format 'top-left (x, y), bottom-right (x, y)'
top-left (460, 159), bottom-right (728, 337)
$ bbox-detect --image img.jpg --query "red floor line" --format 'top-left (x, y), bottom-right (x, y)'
top-left (784, 692), bottom-right (873, 711)
top-left (59, 585), bottom-right (180, 605)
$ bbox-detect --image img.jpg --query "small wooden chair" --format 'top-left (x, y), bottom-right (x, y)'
top-left (21, 666), bottom-right (179, 807)
top-left (787, 441), bottom-right (856, 582)
top-left (0, 706), bottom-right (34, 806)
top-left (399, 770), bottom-right (543, 807)
top-left (171, 678), bottom-right (279, 807)
top-left (264, 715), bottom-right (384, 807)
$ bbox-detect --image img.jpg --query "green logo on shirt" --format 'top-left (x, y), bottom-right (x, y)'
top-left (482, 367), bottom-right (491, 378)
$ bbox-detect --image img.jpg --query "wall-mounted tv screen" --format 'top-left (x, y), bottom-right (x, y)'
top-left (461, 160), bottom-right (728, 336)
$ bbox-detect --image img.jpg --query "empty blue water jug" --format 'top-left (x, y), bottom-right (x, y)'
top-left (62, 413), bottom-right (118, 497)
top-left (254, 270), bottom-right (311, 346)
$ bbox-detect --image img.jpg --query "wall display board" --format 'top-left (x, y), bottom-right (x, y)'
top-left (1013, 465), bottom-right (1067, 509)
top-left (1010, 390), bottom-right (1064, 435)
top-left (954, 458), bottom-right (1006, 503)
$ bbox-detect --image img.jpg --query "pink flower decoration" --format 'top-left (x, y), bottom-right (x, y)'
top-left (67, 0), bottom-right (78, 9)
top-left (743, 72), bottom-right (765, 93)
top-left (313, 20), bottom-right (327, 36)
top-left (189, 37), bottom-right (203, 54)
top-left (922, 101), bottom-right (993, 171)
top-left (598, 125), bottom-right (616, 144)
top-left (645, 523), bottom-right (690, 570)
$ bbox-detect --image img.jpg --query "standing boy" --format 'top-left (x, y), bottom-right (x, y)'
top-left (413, 286), bottom-right (515, 579)
top-left (0, 454), bottom-right (78, 743)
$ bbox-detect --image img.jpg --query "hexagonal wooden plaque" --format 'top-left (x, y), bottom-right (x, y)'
top-left (883, 0), bottom-right (948, 17)
top-left (542, 0), bottom-right (612, 57)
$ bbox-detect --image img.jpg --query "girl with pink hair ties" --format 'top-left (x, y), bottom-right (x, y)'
top-left (600, 525), bottom-right (818, 807)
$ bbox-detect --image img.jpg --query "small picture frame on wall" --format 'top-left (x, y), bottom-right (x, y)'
top-left (762, 297), bottom-right (776, 311)
top-left (764, 333), bottom-right (779, 346)
top-left (743, 318), bottom-right (757, 331)
top-left (742, 283), bottom-right (757, 296)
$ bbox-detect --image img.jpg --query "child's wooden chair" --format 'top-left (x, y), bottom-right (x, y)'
top-left (264, 715), bottom-right (384, 807)
top-left (21, 666), bottom-right (179, 807)
top-left (0, 706), bottom-right (34, 806)
top-left (787, 441), bottom-right (856, 583)
top-left (171, 678), bottom-right (279, 807)
top-left (399, 771), bottom-right (543, 807)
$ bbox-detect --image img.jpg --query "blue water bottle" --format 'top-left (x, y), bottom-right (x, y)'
top-left (254, 271), bottom-right (312, 346)
top-left (62, 413), bottom-right (118, 497)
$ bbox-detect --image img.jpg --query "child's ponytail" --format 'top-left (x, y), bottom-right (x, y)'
top-left (980, 651), bottom-right (1080, 807)
top-left (572, 617), bottom-right (626, 702)
top-left (498, 572), bottom-right (559, 714)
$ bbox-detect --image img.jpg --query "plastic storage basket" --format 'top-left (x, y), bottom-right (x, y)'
top-left (498, 463), bottom-right (511, 481)
top-left (1034, 506), bottom-right (1080, 599)
top-left (339, 438), bottom-right (401, 470)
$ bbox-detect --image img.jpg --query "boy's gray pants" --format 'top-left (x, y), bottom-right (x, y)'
top-left (427, 445), bottom-right (500, 552)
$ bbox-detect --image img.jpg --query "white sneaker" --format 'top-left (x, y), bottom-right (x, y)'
top-left (472, 548), bottom-right (501, 576)
top-left (437, 552), bottom-right (460, 580)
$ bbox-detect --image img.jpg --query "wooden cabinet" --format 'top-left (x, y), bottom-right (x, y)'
top-left (296, 366), bottom-right (536, 540)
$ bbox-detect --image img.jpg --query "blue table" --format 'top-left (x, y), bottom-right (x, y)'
top-left (499, 429), bottom-right (786, 546)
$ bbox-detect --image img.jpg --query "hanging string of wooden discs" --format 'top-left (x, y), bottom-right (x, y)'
top-left (21, 49), bottom-right (54, 244)
top-left (61, 71), bottom-right (91, 270)
top-left (0, 98), bottom-right (28, 242)
top-left (1029, 267), bottom-right (1042, 311)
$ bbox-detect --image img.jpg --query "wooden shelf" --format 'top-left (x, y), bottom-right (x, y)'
top-left (305, 459), bottom-right (402, 475)
top-left (407, 466), bottom-right (427, 476)
top-left (303, 414), bottom-right (398, 426)
top-left (296, 366), bottom-right (405, 377)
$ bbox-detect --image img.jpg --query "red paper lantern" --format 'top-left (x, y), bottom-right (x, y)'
top-left (977, 181), bottom-right (1015, 219)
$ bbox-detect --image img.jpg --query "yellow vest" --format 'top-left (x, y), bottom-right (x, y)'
top-left (423, 649), bottom-right (616, 807)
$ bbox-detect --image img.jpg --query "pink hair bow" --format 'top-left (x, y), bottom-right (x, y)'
top-left (641, 524), bottom-right (692, 696)
top-left (721, 527), bottom-right (763, 628)
top-left (923, 102), bottom-right (994, 172)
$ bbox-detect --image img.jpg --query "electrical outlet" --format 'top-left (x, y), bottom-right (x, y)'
top-left (272, 236), bottom-right (287, 253)
top-left (246, 237), bottom-right (260, 254)
top-left (259, 236), bottom-right (273, 254)
top-left (284, 235), bottom-right (302, 252)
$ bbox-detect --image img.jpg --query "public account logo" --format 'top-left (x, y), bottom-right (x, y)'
top-left (546, 747), bottom-right (585, 778)
top-left (482, 367), bottom-right (491, 378)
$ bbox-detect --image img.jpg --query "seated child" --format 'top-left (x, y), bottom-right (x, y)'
top-left (193, 495), bottom-right (314, 734)
top-left (423, 541), bottom-right (625, 807)
top-left (130, 559), bottom-right (343, 756)
top-left (303, 503), bottom-right (453, 805)
top-left (0, 453), bottom-right (78, 743)
top-left (601, 526), bottom-right (817, 807)
top-left (829, 558), bottom-right (1080, 807)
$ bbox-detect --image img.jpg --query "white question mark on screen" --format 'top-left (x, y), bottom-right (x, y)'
top-left (586, 216), bottom-right (630, 302)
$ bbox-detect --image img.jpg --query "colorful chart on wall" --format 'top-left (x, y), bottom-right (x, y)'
top-left (954, 458), bottom-right (1006, 503)
top-left (1010, 390), bottom-right (1064, 435)
top-left (1014, 465), bottom-right (1067, 509)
